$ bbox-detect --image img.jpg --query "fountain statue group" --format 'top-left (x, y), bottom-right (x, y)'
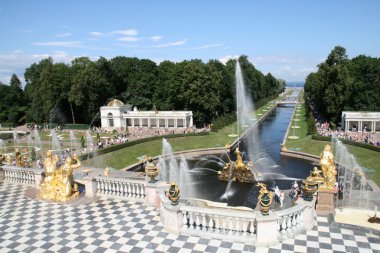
top-left (218, 148), bottom-right (260, 183)
top-left (0, 149), bottom-right (29, 167)
top-left (37, 150), bottom-right (82, 202)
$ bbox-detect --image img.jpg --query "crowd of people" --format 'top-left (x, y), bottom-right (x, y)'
top-left (316, 121), bottom-right (380, 146)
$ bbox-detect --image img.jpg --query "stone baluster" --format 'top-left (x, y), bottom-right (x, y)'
top-left (228, 218), bottom-right (233, 235)
top-left (126, 183), bottom-right (131, 197)
top-left (222, 217), bottom-right (227, 234)
top-left (201, 214), bottom-right (207, 231)
top-left (249, 220), bottom-right (255, 235)
top-left (208, 216), bottom-right (214, 233)
top-left (182, 211), bottom-right (188, 229)
top-left (121, 182), bottom-right (126, 197)
top-left (215, 215), bottom-right (220, 233)
top-left (195, 213), bottom-right (201, 230)
top-left (189, 212), bottom-right (194, 230)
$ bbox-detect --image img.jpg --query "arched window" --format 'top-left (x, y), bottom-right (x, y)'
top-left (108, 113), bottom-right (114, 127)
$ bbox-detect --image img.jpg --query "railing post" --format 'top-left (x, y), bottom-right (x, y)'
top-left (255, 212), bottom-right (279, 246)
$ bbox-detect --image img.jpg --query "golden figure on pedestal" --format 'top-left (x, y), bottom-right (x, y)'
top-left (218, 148), bottom-right (260, 183)
top-left (38, 151), bottom-right (82, 202)
top-left (319, 144), bottom-right (337, 190)
top-left (257, 182), bottom-right (273, 215)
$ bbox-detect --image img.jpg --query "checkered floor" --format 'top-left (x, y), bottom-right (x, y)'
top-left (0, 182), bottom-right (379, 253)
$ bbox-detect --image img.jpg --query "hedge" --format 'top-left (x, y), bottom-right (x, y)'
top-left (0, 122), bottom-right (15, 128)
top-left (211, 114), bottom-right (236, 132)
top-left (64, 124), bottom-right (90, 130)
top-left (311, 134), bottom-right (380, 152)
top-left (80, 131), bottom-right (210, 160)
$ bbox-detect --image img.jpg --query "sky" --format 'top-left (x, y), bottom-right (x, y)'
top-left (1, 0), bottom-right (380, 85)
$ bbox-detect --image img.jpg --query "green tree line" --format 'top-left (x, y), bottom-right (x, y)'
top-left (304, 46), bottom-right (380, 125)
top-left (0, 55), bottom-right (284, 127)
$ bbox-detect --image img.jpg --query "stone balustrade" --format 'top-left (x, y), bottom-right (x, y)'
top-left (94, 176), bottom-right (146, 202)
top-left (276, 198), bottom-right (317, 241)
top-left (1, 165), bottom-right (43, 186)
top-left (160, 196), bottom-right (317, 246)
top-left (180, 204), bottom-right (257, 243)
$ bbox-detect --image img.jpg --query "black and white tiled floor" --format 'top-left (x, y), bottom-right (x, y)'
top-left (0, 182), bottom-right (379, 253)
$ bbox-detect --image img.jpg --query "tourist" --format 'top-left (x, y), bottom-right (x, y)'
top-left (274, 186), bottom-right (280, 203)
top-left (279, 191), bottom-right (285, 208)
top-left (334, 182), bottom-right (339, 199)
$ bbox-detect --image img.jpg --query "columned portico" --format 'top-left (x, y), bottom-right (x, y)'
top-left (341, 111), bottom-right (380, 132)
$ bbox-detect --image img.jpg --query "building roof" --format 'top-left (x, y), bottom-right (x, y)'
top-left (107, 99), bottom-right (125, 107)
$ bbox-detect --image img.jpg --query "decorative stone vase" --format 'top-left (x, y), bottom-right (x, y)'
top-left (145, 162), bottom-right (159, 183)
top-left (301, 178), bottom-right (318, 201)
top-left (167, 182), bottom-right (180, 206)
top-left (259, 191), bottom-right (272, 215)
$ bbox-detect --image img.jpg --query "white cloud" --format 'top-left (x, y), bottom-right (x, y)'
top-left (32, 41), bottom-right (83, 47)
top-left (117, 36), bottom-right (142, 42)
top-left (111, 29), bottom-right (138, 36)
top-left (183, 43), bottom-right (223, 50)
top-left (218, 55), bottom-right (239, 64)
top-left (54, 32), bottom-right (72, 37)
top-left (153, 39), bottom-right (187, 48)
top-left (89, 31), bottom-right (104, 37)
top-left (150, 36), bottom-right (163, 41)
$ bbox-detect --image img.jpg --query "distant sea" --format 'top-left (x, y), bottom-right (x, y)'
top-left (286, 81), bottom-right (304, 87)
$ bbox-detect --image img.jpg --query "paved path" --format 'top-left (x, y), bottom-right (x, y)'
top-left (0, 182), bottom-right (379, 253)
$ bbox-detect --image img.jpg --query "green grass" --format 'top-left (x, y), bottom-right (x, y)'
top-left (83, 92), bottom-right (295, 170)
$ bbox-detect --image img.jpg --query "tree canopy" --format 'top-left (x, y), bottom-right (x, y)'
top-left (0, 55), bottom-right (285, 127)
top-left (304, 46), bottom-right (380, 124)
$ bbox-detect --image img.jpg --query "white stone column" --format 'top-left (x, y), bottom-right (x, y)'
top-left (174, 118), bottom-right (178, 128)
top-left (139, 118), bottom-right (142, 128)
top-left (190, 116), bottom-right (193, 127)
top-left (131, 118), bottom-right (135, 127)
top-left (345, 120), bottom-right (348, 132)
top-left (372, 121), bottom-right (375, 133)
top-left (184, 117), bottom-right (187, 128)
top-left (156, 118), bottom-right (159, 128)
top-left (148, 118), bottom-right (151, 128)
top-left (359, 121), bottom-right (362, 132)
top-left (165, 119), bottom-right (168, 128)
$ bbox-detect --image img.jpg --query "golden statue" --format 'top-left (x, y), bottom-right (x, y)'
top-left (38, 153), bottom-right (82, 202)
top-left (218, 148), bottom-right (260, 183)
top-left (104, 166), bottom-right (110, 177)
top-left (319, 144), bottom-right (337, 190)
top-left (43, 150), bottom-right (59, 183)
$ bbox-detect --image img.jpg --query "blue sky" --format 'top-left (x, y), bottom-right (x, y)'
top-left (1, 0), bottom-right (380, 84)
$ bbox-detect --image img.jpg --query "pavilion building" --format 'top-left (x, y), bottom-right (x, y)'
top-left (341, 111), bottom-right (380, 132)
top-left (100, 99), bottom-right (193, 131)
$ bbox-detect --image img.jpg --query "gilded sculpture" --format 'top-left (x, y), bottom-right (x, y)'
top-left (319, 144), bottom-right (337, 190)
top-left (257, 182), bottom-right (272, 215)
top-left (38, 151), bottom-right (82, 202)
top-left (218, 148), bottom-right (260, 183)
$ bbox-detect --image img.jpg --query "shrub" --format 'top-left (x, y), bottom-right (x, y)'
top-left (211, 114), bottom-right (236, 132)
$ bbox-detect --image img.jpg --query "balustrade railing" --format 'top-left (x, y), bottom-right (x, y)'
top-left (180, 204), bottom-right (257, 243)
top-left (1, 165), bottom-right (43, 185)
top-left (95, 177), bottom-right (146, 201)
top-left (276, 202), bottom-right (308, 240)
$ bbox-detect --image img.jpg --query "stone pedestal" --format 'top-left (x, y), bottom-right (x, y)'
top-left (299, 198), bottom-right (317, 230)
top-left (83, 178), bottom-right (97, 197)
top-left (256, 212), bottom-right (279, 246)
top-left (34, 173), bottom-right (43, 188)
top-left (145, 183), bottom-right (162, 208)
top-left (161, 201), bottom-right (183, 235)
top-left (316, 189), bottom-right (335, 215)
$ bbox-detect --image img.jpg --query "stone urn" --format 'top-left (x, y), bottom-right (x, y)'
top-left (145, 162), bottom-right (159, 183)
top-left (301, 177), bottom-right (318, 201)
top-left (167, 182), bottom-right (180, 206)
top-left (259, 190), bottom-right (272, 215)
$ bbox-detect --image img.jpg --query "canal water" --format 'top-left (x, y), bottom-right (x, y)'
top-left (186, 104), bottom-right (315, 209)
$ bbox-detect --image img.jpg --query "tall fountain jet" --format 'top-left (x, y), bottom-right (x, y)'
top-left (235, 61), bottom-right (256, 137)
